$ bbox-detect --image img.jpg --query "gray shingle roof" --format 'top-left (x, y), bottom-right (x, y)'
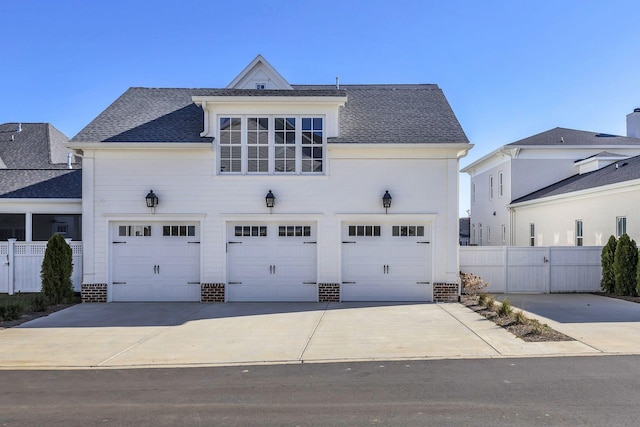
top-left (0, 123), bottom-right (81, 199)
top-left (0, 169), bottom-right (82, 198)
top-left (0, 123), bottom-right (78, 168)
top-left (71, 85), bottom-right (468, 145)
top-left (508, 127), bottom-right (640, 147)
top-left (512, 154), bottom-right (640, 204)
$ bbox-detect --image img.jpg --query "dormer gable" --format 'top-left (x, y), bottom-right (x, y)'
top-left (226, 54), bottom-right (293, 90)
top-left (574, 151), bottom-right (628, 174)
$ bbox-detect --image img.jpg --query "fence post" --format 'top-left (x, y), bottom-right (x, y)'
top-left (7, 238), bottom-right (16, 295)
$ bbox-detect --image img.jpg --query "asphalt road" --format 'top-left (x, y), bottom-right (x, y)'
top-left (1, 356), bottom-right (638, 426)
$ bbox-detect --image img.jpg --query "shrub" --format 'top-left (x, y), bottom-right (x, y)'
top-left (497, 298), bottom-right (513, 317)
top-left (514, 310), bottom-right (528, 325)
top-left (460, 272), bottom-right (490, 297)
top-left (478, 293), bottom-right (488, 306)
top-left (0, 300), bottom-right (26, 321)
top-left (529, 319), bottom-right (547, 336)
top-left (30, 294), bottom-right (49, 312)
top-left (601, 235), bottom-right (617, 293)
top-left (637, 249), bottom-right (640, 297)
top-left (483, 295), bottom-right (496, 311)
top-left (613, 234), bottom-right (638, 296)
top-left (40, 234), bottom-right (74, 304)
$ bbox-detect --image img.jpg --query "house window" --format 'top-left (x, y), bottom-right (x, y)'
top-left (487, 226), bottom-right (491, 243)
top-left (576, 220), bottom-right (583, 246)
top-left (529, 223), bottom-right (535, 246)
top-left (163, 225), bottom-right (196, 237)
top-left (478, 224), bottom-right (483, 246)
top-left (498, 171), bottom-right (503, 197)
top-left (616, 217), bottom-right (627, 237)
top-left (501, 224), bottom-right (506, 244)
top-left (471, 182), bottom-right (476, 204)
top-left (279, 226), bottom-right (311, 237)
top-left (392, 225), bottom-right (425, 237)
top-left (471, 224), bottom-right (476, 245)
top-left (489, 175), bottom-right (494, 200)
top-left (0, 213), bottom-right (25, 241)
top-left (235, 226), bottom-right (267, 237)
top-left (219, 115), bottom-right (325, 175)
top-left (348, 225), bottom-right (381, 237)
top-left (119, 225), bottom-right (152, 237)
top-left (255, 83), bottom-right (266, 90)
top-left (32, 214), bottom-right (82, 241)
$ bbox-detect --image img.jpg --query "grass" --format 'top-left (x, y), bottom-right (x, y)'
top-left (0, 292), bottom-right (79, 325)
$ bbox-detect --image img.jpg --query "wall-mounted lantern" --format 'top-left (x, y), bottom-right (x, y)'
top-left (382, 190), bottom-right (392, 214)
top-left (146, 190), bottom-right (159, 213)
top-left (265, 190), bottom-right (275, 209)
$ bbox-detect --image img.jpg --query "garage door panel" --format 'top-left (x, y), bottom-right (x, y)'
top-left (111, 222), bottom-right (200, 302)
top-left (227, 223), bottom-right (317, 302)
top-left (341, 223), bottom-right (432, 302)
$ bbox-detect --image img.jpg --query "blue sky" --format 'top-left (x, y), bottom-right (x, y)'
top-left (2, 0), bottom-right (639, 215)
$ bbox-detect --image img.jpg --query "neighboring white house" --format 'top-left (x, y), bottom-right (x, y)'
top-left (508, 153), bottom-right (640, 246)
top-left (462, 120), bottom-right (640, 246)
top-left (68, 55), bottom-right (472, 303)
top-left (0, 123), bottom-right (82, 241)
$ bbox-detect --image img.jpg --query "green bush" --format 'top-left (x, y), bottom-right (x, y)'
top-left (40, 234), bottom-right (74, 304)
top-left (30, 294), bottom-right (49, 312)
top-left (497, 298), bottom-right (513, 317)
top-left (514, 310), bottom-right (528, 325)
top-left (636, 249), bottom-right (640, 297)
top-left (601, 235), bottom-right (617, 293)
top-left (613, 234), bottom-right (638, 296)
top-left (0, 300), bottom-right (26, 321)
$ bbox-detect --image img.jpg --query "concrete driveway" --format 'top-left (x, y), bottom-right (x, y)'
top-left (0, 296), bottom-right (634, 370)
top-left (497, 294), bottom-right (640, 354)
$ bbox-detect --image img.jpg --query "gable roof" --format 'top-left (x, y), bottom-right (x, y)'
top-left (512, 154), bottom-right (640, 204)
top-left (71, 84), bottom-right (468, 145)
top-left (226, 54), bottom-right (293, 90)
top-left (508, 127), bottom-right (640, 147)
top-left (0, 123), bottom-right (77, 168)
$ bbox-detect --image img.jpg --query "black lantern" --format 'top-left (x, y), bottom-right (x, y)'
top-left (265, 190), bottom-right (275, 208)
top-left (382, 190), bottom-right (392, 213)
top-left (145, 190), bottom-right (159, 209)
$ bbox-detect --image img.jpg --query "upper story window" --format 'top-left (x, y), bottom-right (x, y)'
top-left (529, 223), bottom-right (535, 246)
top-left (219, 115), bottom-right (325, 175)
top-left (575, 220), bottom-right (583, 246)
top-left (616, 216), bottom-right (626, 238)
top-left (501, 224), bottom-right (506, 244)
top-left (471, 182), bottom-right (476, 204)
top-left (489, 175), bottom-right (494, 200)
top-left (498, 171), bottom-right (503, 197)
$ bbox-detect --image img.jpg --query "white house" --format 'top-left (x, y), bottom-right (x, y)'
top-left (68, 55), bottom-right (471, 303)
top-left (462, 123), bottom-right (640, 246)
top-left (0, 123), bottom-right (82, 242)
top-left (509, 153), bottom-right (640, 246)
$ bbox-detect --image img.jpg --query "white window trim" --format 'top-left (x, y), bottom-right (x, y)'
top-left (498, 171), bottom-right (503, 197)
top-left (575, 220), bottom-right (583, 247)
top-left (529, 223), bottom-right (535, 247)
top-left (489, 175), bottom-right (494, 200)
top-left (616, 216), bottom-right (627, 237)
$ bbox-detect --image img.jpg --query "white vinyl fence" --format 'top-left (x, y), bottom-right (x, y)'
top-left (460, 246), bottom-right (602, 294)
top-left (0, 239), bottom-right (82, 295)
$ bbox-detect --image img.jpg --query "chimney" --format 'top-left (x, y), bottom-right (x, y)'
top-left (626, 108), bottom-right (640, 138)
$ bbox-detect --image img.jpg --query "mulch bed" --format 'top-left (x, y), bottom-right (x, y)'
top-left (0, 303), bottom-right (75, 330)
top-left (460, 295), bottom-right (574, 342)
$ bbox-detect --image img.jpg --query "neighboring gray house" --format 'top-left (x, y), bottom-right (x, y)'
top-left (0, 123), bottom-right (82, 241)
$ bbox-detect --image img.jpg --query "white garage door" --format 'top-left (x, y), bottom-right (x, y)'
top-left (111, 223), bottom-right (200, 302)
top-left (342, 224), bottom-right (432, 301)
top-left (227, 223), bottom-right (317, 302)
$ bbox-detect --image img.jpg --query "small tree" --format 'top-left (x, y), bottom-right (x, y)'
top-left (601, 235), bottom-right (617, 293)
top-left (41, 234), bottom-right (74, 304)
top-left (613, 234), bottom-right (638, 296)
top-left (637, 249), bottom-right (640, 297)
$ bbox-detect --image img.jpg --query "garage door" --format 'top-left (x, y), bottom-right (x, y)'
top-left (227, 223), bottom-right (317, 302)
top-left (342, 224), bottom-right (432, 301)
top-left (111, 223), bottom-right (200, 302)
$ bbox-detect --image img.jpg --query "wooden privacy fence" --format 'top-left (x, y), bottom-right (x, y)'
top-left (460, 246), bottom-right (602, 294)
top-left (0, 239), bottom-right (82, 295)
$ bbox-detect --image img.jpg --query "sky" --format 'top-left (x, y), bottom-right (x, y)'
top-left (2, 0), bottom-right (639, 215)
